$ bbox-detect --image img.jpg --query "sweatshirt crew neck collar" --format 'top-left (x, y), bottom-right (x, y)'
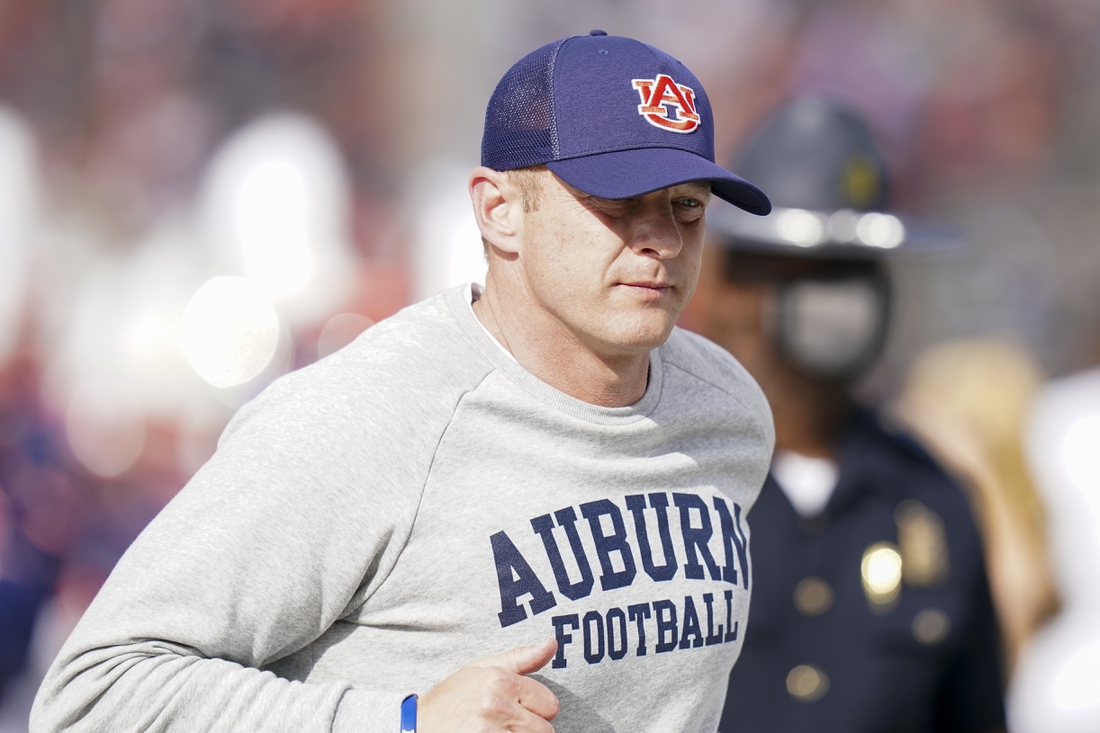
top-left (446, 284), bottom-right (663, 424)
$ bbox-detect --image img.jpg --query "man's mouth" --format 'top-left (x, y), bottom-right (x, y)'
top-left (619, 281), bottom-right (672, 292)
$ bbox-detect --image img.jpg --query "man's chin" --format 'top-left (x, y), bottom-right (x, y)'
top-left (594, 315), bottom-right (679, 355)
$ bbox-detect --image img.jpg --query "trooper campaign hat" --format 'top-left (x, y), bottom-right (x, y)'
top-left (481, 30), bottom-right (771, 216)
top-left (704, 96), bottom-right (914, 380)
top-left (708, 96), bottom-right (950, 257)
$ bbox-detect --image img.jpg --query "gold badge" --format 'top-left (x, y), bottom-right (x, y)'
top-left (787, 665), bottom-right (830, 702)
top-left (861, 541), bottom-right (903, 610)
top-left (895, 500), bottom-right (950, 588)
top-left (794, 576), bottom-right (835, 617)
top-left (912, 608), bottom-right (951, 646)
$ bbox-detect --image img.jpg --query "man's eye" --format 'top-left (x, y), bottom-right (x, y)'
top-left (674, 197), bottom-right (707, 223)
top-left (676, 198), bottom-right (706, 216)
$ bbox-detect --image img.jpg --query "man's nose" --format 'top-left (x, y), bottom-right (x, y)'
top-left (629, 196), bottom-right (684, 259)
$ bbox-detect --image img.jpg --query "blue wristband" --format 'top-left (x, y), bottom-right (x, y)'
top-left (400, 694), bottom-right (417, 733)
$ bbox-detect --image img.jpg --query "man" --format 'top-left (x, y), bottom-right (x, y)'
top-left (31, 32), bottom-right (775, 732)
top-left (687, 96), bottom-right (1006, 733)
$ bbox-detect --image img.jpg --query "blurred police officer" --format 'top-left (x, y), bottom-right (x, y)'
top-left (690, 96), bottom-right (1007, 733)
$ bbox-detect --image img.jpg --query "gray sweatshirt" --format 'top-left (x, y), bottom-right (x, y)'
top-left (31, 285), bottom-right (774, 733)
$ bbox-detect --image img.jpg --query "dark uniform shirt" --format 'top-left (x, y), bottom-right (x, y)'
top-left (719, 410), bottom-right (1005, 733)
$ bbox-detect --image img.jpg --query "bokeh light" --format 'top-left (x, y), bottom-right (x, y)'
top-left (793, 576), bottom-right (835, 617)
top-left (1062, 415), bottom-right (1100, 494)
top-left (0, 106), bottom-right (39, 364)
top-left (1052, 638), bottom-right (1100, 713)
top-left (235, 159), bottom-right (313, 298)
top-left (198, 113), bottom-right (355, 327)
top-left (912, 608), bottom-right (951, 646)
top-left (862, 542), bottom-right (903, 606)
top-left (129, 313), bottom-right (177, 359)
top-left (856, 213), bottom-right (905, 249)
top-left (786, 664), bottom-right (829, 702)
top-left (179, 276), bottom-right (280, 389)
top-left (775, 208), bottom-right (824, 248)
top-left (65, 379), bottom-right (146, 479)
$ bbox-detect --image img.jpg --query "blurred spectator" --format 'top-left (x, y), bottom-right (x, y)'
top-left (690, 96), bottom-right (1006, 733)
top-left (892, 339), bottom-right (1058, 671)
top-left (1008, 366), bottom-right (1100, 733)
top-left (0, 342), bottom-right (81, 705)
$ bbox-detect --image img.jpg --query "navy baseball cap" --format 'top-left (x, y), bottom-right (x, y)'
top-left (481, 31), bottom-right (771, 216)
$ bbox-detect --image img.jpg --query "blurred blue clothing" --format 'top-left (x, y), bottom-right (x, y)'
top-left (720, 410), bottom-right (1005, 733)
top-left (0, 582), bottom-right (47, 698)
top-left (0, 533), bottom-right (58, 704)
top-left (0, 410), bottom-right (67, 706)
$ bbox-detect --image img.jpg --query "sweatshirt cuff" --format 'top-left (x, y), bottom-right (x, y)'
top-left (332, 688), bottom-right (405, 733)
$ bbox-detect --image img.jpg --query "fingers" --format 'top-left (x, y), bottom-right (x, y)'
top-left (467, 638), bottom-right (559, 719)
top-left (466, 677), bottom-right (558, 731)
top-left (511, 673), bottom-right (560, 721)
top-left (469, 637), bottom-right (557, 676)
top-left (418, 640), bottom-right (561, 733)
top-left (418, 663), bottom-right (560, 733)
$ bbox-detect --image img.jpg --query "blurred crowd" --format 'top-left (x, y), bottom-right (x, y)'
top-left (1, 0), bottom-right (1100, 731)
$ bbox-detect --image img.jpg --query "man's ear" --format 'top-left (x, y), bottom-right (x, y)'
top-left (469, 166), bottom-right (522, 255)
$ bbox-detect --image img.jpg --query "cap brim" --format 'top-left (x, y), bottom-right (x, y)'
top-left (547, 148), bottom-right (771, 216)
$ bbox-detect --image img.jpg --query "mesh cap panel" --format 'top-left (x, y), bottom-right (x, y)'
top-left (481, 39), bottom-right (566, 171)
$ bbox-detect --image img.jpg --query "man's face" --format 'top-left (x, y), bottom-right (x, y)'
top-left (515, 170), bottom-right (711, 359)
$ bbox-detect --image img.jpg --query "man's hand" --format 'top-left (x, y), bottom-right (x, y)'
top-left (418, 638), bottom-right (560, 732)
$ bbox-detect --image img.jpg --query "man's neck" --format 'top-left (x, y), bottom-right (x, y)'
top-left (472, 283), bottom-right (650, 408)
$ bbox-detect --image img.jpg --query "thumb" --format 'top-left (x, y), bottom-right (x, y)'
top-left (468, 638), bottom-right (558, 675)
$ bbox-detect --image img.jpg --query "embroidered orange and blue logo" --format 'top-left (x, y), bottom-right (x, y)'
top-left (632, 75), bottom-right (701, 134)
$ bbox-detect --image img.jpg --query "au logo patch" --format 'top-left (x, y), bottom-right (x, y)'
top-left (632, 75), bottom-right (701, 133)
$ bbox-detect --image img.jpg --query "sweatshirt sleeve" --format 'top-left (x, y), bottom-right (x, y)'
top-left (29, 359), bottom-right (436, 733)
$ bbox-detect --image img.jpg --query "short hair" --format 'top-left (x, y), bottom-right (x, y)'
top-left (506, 164), bottom-right (545, 213)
